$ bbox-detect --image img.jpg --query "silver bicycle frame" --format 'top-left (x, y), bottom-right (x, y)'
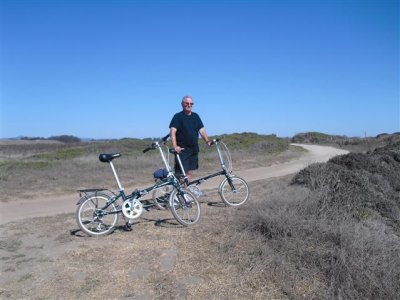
top-left (107, 141), bottom-right (188, 194)
top-left (214, 140), bottom-right (227, 172)
top-left (156, 141), bottom-right (187, 180)
top-left (175, 153), bottom-right (187, 178)
top-left (157, 142), bottom-right (173, 175)
top-left (109, 161), bottom-right (124, 192)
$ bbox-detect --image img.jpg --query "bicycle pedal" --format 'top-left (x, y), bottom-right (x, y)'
top-left (124, 223), bottom-right (133, 231)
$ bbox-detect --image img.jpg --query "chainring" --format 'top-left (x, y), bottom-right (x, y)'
top-left (122, 198), bottom-right (143, 219)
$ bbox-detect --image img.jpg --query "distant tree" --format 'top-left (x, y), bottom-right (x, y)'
top-left (48, 135), bottom-right (81, 143)
top-left (20, 136), bottom-right (46, 140)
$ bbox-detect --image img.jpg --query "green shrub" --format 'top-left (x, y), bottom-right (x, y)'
top-left (48, 135), bottom-right (81, 143)
top-left (0, 161), bottom-right (52, 171)
top-left (199, 132), bottom-right (288, 153)
top-left (32, 148), bottom-right (86, 161)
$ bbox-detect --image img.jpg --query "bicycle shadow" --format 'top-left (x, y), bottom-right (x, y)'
top-left (70, 214), bottom-right (184, 237)
top-left (70, 227), bottom-right (130, 237)
top-left (154, 218), bottom-right (186, 228)
top-left (206, 201), bottom-right (226, 207)
top-left (198, 194), bottom-right (227, 208)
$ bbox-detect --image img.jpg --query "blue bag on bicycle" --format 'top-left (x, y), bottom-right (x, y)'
top-left (153, 168), bottom-right (168, 179)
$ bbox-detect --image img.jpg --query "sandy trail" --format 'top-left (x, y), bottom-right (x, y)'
top-left (0, 144), bottom-right (348, 225)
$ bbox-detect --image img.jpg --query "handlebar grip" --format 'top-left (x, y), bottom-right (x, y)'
top-left (143, 147), bottom-right (152, 153)
top-left (210, 138), bottom-right (220, 145)
top-left (169, 148), bottom-right (184, 154)
top-left (162, 133), bottom-right (170, 142)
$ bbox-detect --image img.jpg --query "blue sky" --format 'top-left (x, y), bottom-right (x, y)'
top-left (0, 0), bottom-right (398, 139)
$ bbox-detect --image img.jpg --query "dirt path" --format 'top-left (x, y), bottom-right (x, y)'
top-left (0, 144), bottom-right (348, 225)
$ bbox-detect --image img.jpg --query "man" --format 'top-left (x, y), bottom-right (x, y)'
top-left (169, 95), bottom-right (211, 181)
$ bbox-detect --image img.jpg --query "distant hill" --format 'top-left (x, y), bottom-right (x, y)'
top-left (17, 135), bottom-right (81, 143)
top-left (291, 131), bottom-right (400, 152)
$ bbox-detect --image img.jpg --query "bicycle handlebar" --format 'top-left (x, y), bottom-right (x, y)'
top-left (142, 147), bottom-right (152, 153)
top-left (210, 138), bottom-right (221, 146)
top-left (169, 148), bottom-right (181, 154)
top-left (144, 135), bottom-right (218, 152)
top-left (162, 133), bottom-right (170, 142)
top-left (143, 141), bottom-right (161, 153)
top-left (143, 134), bottom-right (170, 153)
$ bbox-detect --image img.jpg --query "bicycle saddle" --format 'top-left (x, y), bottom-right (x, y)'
top-left (99, 153), bottom-right (121, 163)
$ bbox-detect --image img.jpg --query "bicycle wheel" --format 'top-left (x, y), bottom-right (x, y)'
top-left (219, 176), bottom-right (249, 206)
top-left (152, 181), bottom-right (173, 210)
top-left (169, 188), bottom-right (201, 226)
top-left (76, 192), bottom-right (119, 236)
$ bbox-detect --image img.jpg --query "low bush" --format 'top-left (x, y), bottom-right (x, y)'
top-left (292, 141), bottom-right (400, 228)
top-left (227, 139), bottom-right (400, 299)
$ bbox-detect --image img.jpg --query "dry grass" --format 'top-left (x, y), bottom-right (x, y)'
top-left (0, 181), bottom-right (286, 299)
top-left (1, 136), bottom-right (398, 299)
top-left (0, 134), bottom-right (293, 202)
top-left (2, 171), bottom-right (398, 299)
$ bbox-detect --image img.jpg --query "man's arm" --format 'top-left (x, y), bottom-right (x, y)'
top-left (199, 127), bottom-right (211, 146)
top-left (170, 127), bottom-right (183, 153)
top-left (170, 127), bottom-right (178, 148)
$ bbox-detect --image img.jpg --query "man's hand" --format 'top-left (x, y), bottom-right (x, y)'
top-left (174, 146), bottom-right (183, 153)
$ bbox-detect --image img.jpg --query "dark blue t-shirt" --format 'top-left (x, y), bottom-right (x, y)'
top-left (169, 111), bottom-right (204, 152)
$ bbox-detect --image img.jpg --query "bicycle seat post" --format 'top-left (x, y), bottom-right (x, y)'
top-left (109, 161), bottom-right (124, 192)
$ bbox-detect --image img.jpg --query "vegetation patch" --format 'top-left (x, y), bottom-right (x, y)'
top-left (210, 132), bottom-right (288, 152)
top-left (292, 140), bottom-right (400, 227)
top-left (0, 160), bottom-right (52, 171)
top-left (1, 136), bottom-right (398, 299)
top-left (32, 148), bottom-right (86, 161)
top-left (208, 138), bottom-right (400, 299)
top-left (292, 131), bottom-right (400, 152)
top-left (0, 133), bottom-right (290, 201)
top-left (20, 135), bottom-right (81, 143)
top-left (237, 139), bottom-right (400, 299)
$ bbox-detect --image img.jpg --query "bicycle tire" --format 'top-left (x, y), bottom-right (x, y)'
top-left (76, 192), bottom-right (119, 236)
top-left (169, 188), bottom-right (201, 226)
top-left (152, 180), bottom-right (173, 210)
top-left (218, 176), bottom-right (249, 206)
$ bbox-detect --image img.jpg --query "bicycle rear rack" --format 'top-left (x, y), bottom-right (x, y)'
top-left (78, 188), bottom-right (109, 198)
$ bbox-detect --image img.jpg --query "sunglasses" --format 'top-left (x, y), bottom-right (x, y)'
top-left (184, 102), bottom-right (194, 106)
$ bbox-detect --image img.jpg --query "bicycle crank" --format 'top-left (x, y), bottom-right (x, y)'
top-left (122, 198), bottom-right (143, 219)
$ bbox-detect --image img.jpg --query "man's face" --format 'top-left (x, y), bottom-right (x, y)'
top-left (182, 98), bottom-right (194, 113)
